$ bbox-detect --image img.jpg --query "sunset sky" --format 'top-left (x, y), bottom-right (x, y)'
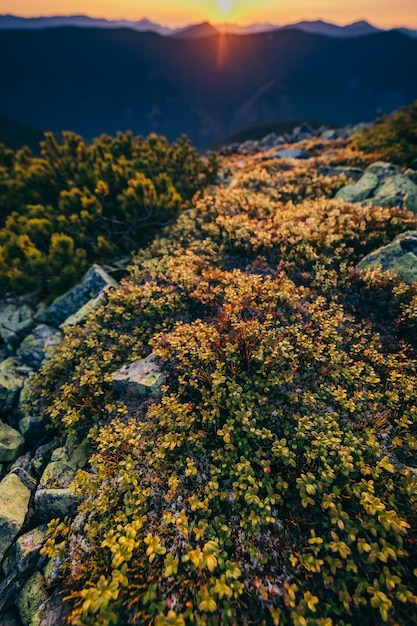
top-left (1, 0), bottom-right (416, 28)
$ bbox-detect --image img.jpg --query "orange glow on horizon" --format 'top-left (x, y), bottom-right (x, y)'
top-left (1, 1), bottom-right (417, 29)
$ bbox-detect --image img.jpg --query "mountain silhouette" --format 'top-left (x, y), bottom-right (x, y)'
top-left (0, 27), bottom-right (416, 147)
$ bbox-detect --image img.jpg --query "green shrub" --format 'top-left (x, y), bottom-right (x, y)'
top-left (0, 132), bottom-right (218, 299)
top-left (354, 101), bottom-right (417, 165)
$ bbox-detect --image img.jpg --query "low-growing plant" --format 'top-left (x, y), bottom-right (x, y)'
top-left (32, 139), bottom-right (417, 625)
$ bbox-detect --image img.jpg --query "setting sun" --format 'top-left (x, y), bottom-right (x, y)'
top-left (218, 0), bottom-right (233, 14)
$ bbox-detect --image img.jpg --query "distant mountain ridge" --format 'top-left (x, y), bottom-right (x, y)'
top-left (0, 14), bottom-right (172, 35)
top-left (279, 19), bottom-right (381, 38)
top-left (1, 14), bottom-right (416, 38)
top-left (171, 22), bottom-right (219, 39)
top-left (0, 27), bottom-right (416, 148)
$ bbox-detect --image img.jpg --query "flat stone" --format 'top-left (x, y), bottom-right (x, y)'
top-left (0, 422), bottom-right (25, 462)
top-left (0, 472), bottom-right (31, 560)
top-left (271, 148), bottom-right (312, 159)
top-left (16, 571), bottom-right (48, 626)
top-left (112, 353), bottom-right (164, 398)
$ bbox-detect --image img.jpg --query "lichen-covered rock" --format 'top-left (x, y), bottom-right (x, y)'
top-left (34, 438), bottom-right (89, 521)
top-left (18, 378), bottom-right (47, 440)
top-left (335, 161), bottom-right (417, 213)
top-left (366, 161), bottom-right (400, 177)
top-left (0, 422), bottom-right (25, 462)
top-left (358, 231), bottom-right (417, 283)
top-left (0, 472), bottom-right (31, 560)
top-left (371, 174), bottom-right (417, 213)
top-left (0, 358), bottom-right (25, 414)
top-left (16, 572), bottom-right (48, 626)
top-left (34, 487), bottom-right (76, 521)
top-left (0, 303), bottom-right (35, 348)
top-left (3, 525), bottom-right (47, 577)
top-left (0, 571), bottom-right (23, 613)
top-left (17, 325), bottom-right (62, 369)
top-left (112, 353), bottom-right (164, 398)
top-left (335, 170), bottom-right (380, 202)
top-left (36, 264), bottom-right (118, 326)
top-left (9, 453), bottom-right (38, 492)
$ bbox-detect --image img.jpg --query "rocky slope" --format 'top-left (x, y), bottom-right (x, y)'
top-left (1, 127), bottom-right (417, 625)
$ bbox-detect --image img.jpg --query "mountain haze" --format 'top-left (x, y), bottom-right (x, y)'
top-left (0, 27), bottom-right (417, 147)
top-left (2, 14), bottom-right (417, 39)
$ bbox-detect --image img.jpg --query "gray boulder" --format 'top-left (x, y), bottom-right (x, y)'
top-left (39, 589), bottom-right (70, 626)
top-left (3, 525), bottom-right (47, 577)
top-left (0, 358), bottom-right (25, 415)
top-left (366, 162), bottom-right (400, 177)
top-left (358, 231), bottom-right (417, 283)
top-left (320, 128), bottom-right (351, 141)
top-left (0, 423), bottom-right (25, 462)
top-left (0, 303), bottom-right (35, 348)
top-left (36, 265), bottom-right (118, 327)
top-left (34, 438), bottom-right (89, 521)
top-left (371, 174), bottom-right (417, 213)
top-left (18, 378), bottom-right (47, 440)
top-left (259, 133), bottom-right (285, 149)
top-left (17, 325), bottom-right (62, 370)
top-left (238, 140), bottom-right (259, 153)
top-left (112, 353), bottom-right (164, 399)
top-left (9, 453), bottom-right (38, 492)
top-left (335, 170), bottom-right (380, 202)
top-left (0, 472), bottom-right (31, 560)
top-left (335, 161), bottom-right (417, 213)
top-left (60, 290), bottom-right (106, 327)
top-left (291, 123), bottom-right (315, 141)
